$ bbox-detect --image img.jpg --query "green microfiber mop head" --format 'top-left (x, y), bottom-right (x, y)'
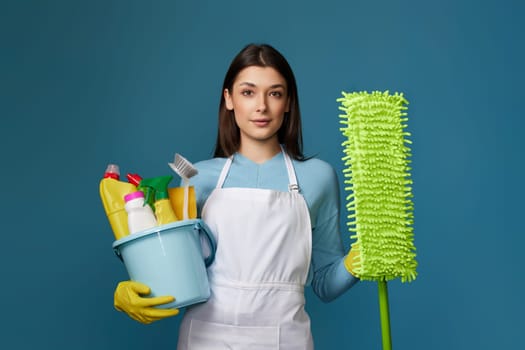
top-left (337, 90), bottom-right (417, 283)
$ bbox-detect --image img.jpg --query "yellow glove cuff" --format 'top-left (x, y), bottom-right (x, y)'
top-left (344, 244), bottom-right (361, 277)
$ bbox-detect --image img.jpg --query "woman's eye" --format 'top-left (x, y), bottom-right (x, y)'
top-left (270, 91), bottom-right (283, 97)
top-left (241, 90), bottom-right (253, 96)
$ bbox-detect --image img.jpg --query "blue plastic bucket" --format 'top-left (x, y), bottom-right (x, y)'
top-left (112, 219), bottom-right (216, 309)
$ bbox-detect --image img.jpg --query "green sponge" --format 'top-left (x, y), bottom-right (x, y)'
top-left (338, 90), bottom-right (417, 283)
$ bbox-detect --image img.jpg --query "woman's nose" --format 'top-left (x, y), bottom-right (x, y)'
top-left (256, 95), bottom-right (267, 112)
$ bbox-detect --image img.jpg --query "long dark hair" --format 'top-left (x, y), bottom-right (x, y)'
top-left (213, 43), bottom-right (305, 160)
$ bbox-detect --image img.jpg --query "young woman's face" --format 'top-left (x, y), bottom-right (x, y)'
top-left (224, 66), bottom-right (290, 148)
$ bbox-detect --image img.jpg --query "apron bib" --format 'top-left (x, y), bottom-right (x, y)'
top-left (177, 149), bottom-right (313, 350)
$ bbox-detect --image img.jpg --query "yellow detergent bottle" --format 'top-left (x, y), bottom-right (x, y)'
top-left (139, 175), bottom-right (178, 225)
top-left (168, 186), bottom-right (197, 219)
top-left (99, 164), bottom-right (137, 240)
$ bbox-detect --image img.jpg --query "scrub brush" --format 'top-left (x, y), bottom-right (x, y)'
top-left (168, 153), bottom-right (198, 220)
top-left (337, 90), bottom-right (417, 350)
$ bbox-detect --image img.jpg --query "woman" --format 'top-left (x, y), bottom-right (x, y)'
top-left (114, 43), bottom-right (360, 349)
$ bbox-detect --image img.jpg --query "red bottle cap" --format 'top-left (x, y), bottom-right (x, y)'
top-left (103, 164), bottom-right (120, 180)
top-left (126, 173), bottom-right (143, 186)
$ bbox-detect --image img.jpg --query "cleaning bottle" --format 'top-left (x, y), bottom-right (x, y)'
top-left (124, 191), bottom-right (157, 234)
top-left (139, 176), bottom-right (179, 225)
top-left (99, 164), bottom-right (137, 240)
top-left (136, 177), bottom-right (155, 212)
top-left (168, 186), bottom-right (197, 220)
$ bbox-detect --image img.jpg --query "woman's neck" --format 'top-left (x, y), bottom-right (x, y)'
top-left (238, 140), bottom-right (281, 164)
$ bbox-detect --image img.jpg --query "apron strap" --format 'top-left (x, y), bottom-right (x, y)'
top-left (216, 156), bottom-right (233, 189)
top-left (281, 145), bottom-right (300, 193)
top-left (215, 147), bottom-right (300, 193)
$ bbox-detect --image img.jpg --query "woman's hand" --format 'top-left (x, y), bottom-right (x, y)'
top-left (114, 281), bottom-right (180, 324)
top-left (344, 243), bottom-right (361, 277)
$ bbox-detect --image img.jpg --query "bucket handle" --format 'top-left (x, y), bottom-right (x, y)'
top-left (114, 247), bottom-right (123, 262)
top-left (194, 221), bottom-right (216, 267)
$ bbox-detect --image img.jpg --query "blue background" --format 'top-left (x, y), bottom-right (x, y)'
top-left (1, 0), bottom-right (523, 349)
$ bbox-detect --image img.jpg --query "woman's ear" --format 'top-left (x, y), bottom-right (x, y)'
top-left (224, 89), bottom-right (234, 110)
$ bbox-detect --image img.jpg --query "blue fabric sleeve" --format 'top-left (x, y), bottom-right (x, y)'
top-left (293, 158), bottom-right (359, 302)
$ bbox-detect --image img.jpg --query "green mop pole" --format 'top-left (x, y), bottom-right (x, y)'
top-left (378, 281), bottom-right (392, 350)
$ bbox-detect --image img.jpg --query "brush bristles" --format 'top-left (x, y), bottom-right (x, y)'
top-left (170, 153), bottom-right (198, 179)
top-left (338, 91), bottom-right (417, 283)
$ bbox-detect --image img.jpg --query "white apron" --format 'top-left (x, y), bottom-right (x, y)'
top-left (177, 150), bottom-right (313, 350)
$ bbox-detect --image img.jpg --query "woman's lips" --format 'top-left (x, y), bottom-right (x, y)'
top-left (252, 119), bottom-right (270, 127)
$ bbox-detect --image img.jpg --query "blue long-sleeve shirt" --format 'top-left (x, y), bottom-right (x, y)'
top-left (188, 151), bottom-right (358, 302)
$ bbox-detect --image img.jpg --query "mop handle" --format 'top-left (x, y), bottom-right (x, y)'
top-left (378, 281), bottom-right (392, 350)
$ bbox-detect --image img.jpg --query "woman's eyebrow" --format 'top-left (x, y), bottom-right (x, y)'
top-left (238, 82), bottom-right (256, 87)
top-left (238, 82), bottom-right (286, 89)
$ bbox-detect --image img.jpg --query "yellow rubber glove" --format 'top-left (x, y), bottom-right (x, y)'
top-left (344, 243), bottom-right (361, 277)
top-left (114, 281), bottom-right (180, 324)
